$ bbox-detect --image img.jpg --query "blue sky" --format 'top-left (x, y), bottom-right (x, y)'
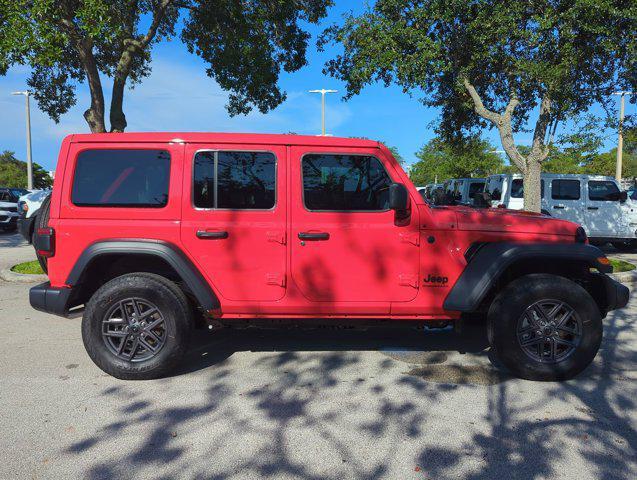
top-left (0, 1), bottom-right (629, 173)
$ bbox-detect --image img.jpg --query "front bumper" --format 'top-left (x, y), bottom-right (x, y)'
top-left (30, 282), bottom-right (72, 317)
top-left (18, 215), bottom-right (34, 242)
top-left (0, 212), bottom-right (18, 228)
top-left (599, 274), bottom-right (629, 312)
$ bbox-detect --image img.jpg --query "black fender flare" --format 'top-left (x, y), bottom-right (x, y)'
top-left (443, 242), bottom-right (611, 312)
top-left (67, 240), bottom-right (220, 311)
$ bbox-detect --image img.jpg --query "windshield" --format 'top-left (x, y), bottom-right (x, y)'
top-left (485, 177), bottom-right (504, 201)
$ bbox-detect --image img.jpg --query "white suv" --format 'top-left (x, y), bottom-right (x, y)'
top-left (0, 188), bottom-right (27, 232)
top-left (485, 173), bottom-right (636, 249)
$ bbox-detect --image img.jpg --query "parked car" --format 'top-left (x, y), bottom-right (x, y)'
top-left (485, 173), bottom-right (636, 249)
top-left (17, 189), bottom-right (52, 243)
top-left (443, 178), bottom-right (486, 204)
top-left (30, 133), bottom-right (627, 381)
top-left (0, 187), bottom-right (27, 232)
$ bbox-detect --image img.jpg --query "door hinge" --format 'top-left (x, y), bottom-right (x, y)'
top-left (398, 274), bottom-right (419, 288)
top-left (399, 232), bottom-right (420, 246)
top-left (266, 273), bottom-right (286, 287)
top-left (266, 231), bottom-right (286, 245)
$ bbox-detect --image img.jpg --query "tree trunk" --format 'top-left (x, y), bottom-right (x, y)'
top-left (110, 74), bottom-right (128, 133)
top-left (524, 160), bottom-right (542, 213)
top-left (462, 79), bottom-right (551, 213)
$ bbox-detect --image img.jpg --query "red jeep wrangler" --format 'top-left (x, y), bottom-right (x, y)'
top-left (30, 133), bottom-right (628, 381)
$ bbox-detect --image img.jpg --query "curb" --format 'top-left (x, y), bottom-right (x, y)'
top-left (610, 269), bottom-right (637, 286)
top-left (0, 268), bottom-right (48, 284)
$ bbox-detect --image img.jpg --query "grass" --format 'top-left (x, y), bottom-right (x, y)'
top-left (609, 258), bottom-right (636, 273)
top-left (11, 260), bottom-right (44, 275)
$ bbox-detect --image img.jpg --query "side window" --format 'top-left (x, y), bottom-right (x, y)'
top-left (72, 149), bottom-right (170, 207)
top-left (193, 151), bottom-right (275, 209)
top-left (302, 154), bottom-right (393, 211)
top-left (588, 180), bottom-right (620, 201)
top-left (551, 179), bottom-right (580, 200)
top-left (510, 179), bottom-right (545, 198)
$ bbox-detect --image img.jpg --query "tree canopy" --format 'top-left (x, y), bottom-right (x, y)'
top-left (409, 136), bottom-right (503, 185)
top-left (321, 0), bottom-right (637, 211)
top-left (0, 151), bottom-right (52, 189)
top-left (0, 0), bottom-right (333, 132)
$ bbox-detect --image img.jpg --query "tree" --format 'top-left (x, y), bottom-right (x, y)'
top-left (0, 1), bottom-right (332, 133)
top-left (320, 1), bottom-right (637, 211)
top-left (0, 151), bottom-right (52, 189)
top-left (409, 136), bottom-right (503, 185)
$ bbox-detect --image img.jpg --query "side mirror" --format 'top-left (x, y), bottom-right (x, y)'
top-left (620, 191), bottom-right (628, 203)
top-left (388, 183), bottom-right (409, 211)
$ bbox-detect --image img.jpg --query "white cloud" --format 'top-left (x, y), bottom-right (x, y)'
top-left (0, 58), bottom-right (351, 169)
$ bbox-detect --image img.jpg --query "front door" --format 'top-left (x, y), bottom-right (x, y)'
top-left (181, 144), bottom-right (287, 302)
top-left (290, 147), bottom-right (420, 314)
top-left (586, 178), bottom-right (630, 238)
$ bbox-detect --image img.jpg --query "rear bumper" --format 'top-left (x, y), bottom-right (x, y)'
top-left (600, 274), bottom-right (629, 312)
top-left (29, 282), bottom-right (72, 317)
top-left (18, 215), bottom-right (34, 242)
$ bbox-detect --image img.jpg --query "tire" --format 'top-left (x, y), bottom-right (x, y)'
top-left (612, 240), bottom-right (637, 252)
top-left (488, 274), bottom-right (602, 381)
top-left (82, 273), bottom-right (193, 380)
top-left (34, 195), bottom-right (51, 274)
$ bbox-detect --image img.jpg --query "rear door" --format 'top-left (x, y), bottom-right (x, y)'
top-left (289, 147), bottom-right (420, 314)
top-left (180, 144), bottom-right (287, 302)
top-left (548, 178), bottom-right (585, 228)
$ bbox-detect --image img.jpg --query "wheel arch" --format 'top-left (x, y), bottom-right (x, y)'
top-left (66, 240), bottom-right (220, 314)
top-left (444, 242), bottom-right (613, 314)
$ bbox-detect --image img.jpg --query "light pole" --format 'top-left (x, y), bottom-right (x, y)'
top-left (308, 89), bottom-right (337, 136)
top-left (12, 91), bottom-right (33, 189)
top-left (613, 91), bottom-right (634, 182)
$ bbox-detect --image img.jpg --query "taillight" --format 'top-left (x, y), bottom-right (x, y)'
top-left (35, 227), bottom-right (55, 258)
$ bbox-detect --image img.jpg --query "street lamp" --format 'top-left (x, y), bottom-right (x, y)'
top-left (308, 89), bottom-right (337, 136)
top-left (11, 91), bottom-right (33, 190)
top-left (612, 91), bottom-right (634, 182)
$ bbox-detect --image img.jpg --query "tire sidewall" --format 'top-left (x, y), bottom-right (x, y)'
top-left (82, 276), bottom-right (188, 379)
top-left (490, 274), bottom-right (602, 381)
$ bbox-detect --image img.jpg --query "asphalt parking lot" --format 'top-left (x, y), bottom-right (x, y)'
top-left (0, 231), bottom-right (636, 479)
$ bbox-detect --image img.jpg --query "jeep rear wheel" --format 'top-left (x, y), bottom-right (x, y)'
top-left (82, 273), bottom-right (192, 380)
top-left (488, 274), bottom-right (602, 381)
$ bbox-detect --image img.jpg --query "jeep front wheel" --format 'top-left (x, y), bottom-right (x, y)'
top-left (82, 273), bottom-right (192, 380)
top-left (488, 274), bottom-right (602, 381)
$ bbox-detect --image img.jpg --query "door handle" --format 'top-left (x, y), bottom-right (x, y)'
top-left (196, 230), bottom-right (229, 239)
top-left (587, 207), bottom-right (599, 210)
top-left (553, 205), bottom-right (565, 209)
top-left (298, 232), bottom-right (330, 241)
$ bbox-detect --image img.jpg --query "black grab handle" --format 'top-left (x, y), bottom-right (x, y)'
top-left (197, 230), bottom-right (229, 239)
top-left (298, 232), bottom-right (330, 241)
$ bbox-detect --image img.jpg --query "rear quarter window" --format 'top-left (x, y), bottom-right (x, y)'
top-left (72, 149), bottom-right (170, 207)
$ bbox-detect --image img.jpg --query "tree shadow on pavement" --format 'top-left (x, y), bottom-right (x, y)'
top-left (61, 309), bottom-right (636, 479)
